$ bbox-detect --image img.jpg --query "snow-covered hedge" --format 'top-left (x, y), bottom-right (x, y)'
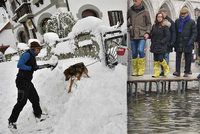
top-left (46, 12), bottom-right (76, 38)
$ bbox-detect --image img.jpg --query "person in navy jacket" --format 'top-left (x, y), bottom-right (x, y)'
top-left (8, 39), bottom-right (51, 130)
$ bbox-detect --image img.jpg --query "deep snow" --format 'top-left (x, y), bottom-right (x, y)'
top-left (0, 57), bottom-right (127, 134)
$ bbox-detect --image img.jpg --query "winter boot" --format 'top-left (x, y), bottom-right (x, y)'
top-left (131, 58), bottom-right (138, 76)
top-left (35, 113), bottom-right (48, 122)
top-left (152, 61), bottom-right (160, 78)
top-left (173, 71), bottom-right (180, 77)
top-left (137, 58), bottom-right (145, 76)
top-left (160, 60), bottom-right (170, 76)
top-left (8, 122), bottom-right (17, 130)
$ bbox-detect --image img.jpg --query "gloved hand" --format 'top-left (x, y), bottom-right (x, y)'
top-left (33, 66), bottom-right (39, 71)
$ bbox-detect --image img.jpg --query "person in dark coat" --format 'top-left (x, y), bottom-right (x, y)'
top-left (159, 8), bottom-right (176, 75)
top-left (150, 12), bottom-right (170, 77)
top-left (8, 39), bottom-right (52, 130)
top-left (173, 7), bottom-right (197, 77)
top-left (196, 16), bottom-right (200, 58)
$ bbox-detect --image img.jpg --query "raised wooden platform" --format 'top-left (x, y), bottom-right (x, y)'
top-left (127, 73), bottom-right (200, 96)
top-left (128, 73), bottom-right (199, 82)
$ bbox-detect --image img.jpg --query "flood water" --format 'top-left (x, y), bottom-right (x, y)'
top-left (128, 90), bottom-right (200, 134)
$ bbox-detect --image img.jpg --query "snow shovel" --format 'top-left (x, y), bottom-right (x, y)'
top-left (37, 61), bottom-right (58, 71)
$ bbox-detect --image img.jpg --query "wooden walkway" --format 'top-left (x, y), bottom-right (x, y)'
top-left (127, 73), bottom-right (200, 96)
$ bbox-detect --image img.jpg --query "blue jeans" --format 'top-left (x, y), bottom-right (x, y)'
top-left (131, 39), bottom-right (145, 58)
top-left (153, 53), bottom-right (164, 62)
top-left (164, 53), bottom-right (169, 64)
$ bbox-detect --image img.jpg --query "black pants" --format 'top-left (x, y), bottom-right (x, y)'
top-left (175, 52), bottom-right (192, 73)
top-left (8, 77), bottom-right (42, 123)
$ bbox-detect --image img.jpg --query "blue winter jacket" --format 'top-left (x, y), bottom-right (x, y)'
top-left (17, 49), bottom-right (36, 71)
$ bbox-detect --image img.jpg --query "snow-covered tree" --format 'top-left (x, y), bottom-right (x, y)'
top-left (46, 12), bottom-right (76, 38)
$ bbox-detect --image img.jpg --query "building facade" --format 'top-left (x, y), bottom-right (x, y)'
top-left (128, 0), bottom-right (200, 23)
top-left (2, 0), bottom-right (126, 48)
top-left (1, 0), bottom-right (200, 48)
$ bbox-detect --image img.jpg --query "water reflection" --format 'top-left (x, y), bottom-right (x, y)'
top-left (128, 91), bottom-right (200, 134)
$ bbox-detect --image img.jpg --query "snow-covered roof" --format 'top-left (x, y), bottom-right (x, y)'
top-left (4, 47), bottom-right (17, 55)
top-left (0, 21), bottom-right (11, 33)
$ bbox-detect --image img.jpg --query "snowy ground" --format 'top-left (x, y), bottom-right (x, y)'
top-left (0, 57), bottom-right (127, 134)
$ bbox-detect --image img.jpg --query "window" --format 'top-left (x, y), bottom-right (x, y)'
top-left (82, 9), bottom-right (98, 18)
top-left (0, 0), bottom-right (7, 10)
top-left (40, 18), bottom-right (50, 34)
top-left (18, 31), bottom-right (27, 43)
top-left (108, 10), bottom-right (124, 26)
top-left (11, 1), bottom-right (17, 14)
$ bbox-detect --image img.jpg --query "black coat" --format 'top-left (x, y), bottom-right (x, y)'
top-left (166, 16), bottom-right (176, 52)
top-left (196, 16), bottom-right (200, 42)
top-left (17, 50), bottom-right (37, 80)
top-left (175, 18), bottom-right (197, 53)
top-left (150, 24), bottom-right (170, 54)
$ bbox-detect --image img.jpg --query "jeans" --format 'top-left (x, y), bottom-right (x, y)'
top-left (164, 53), bottom-right (169, 64)
top-left (153, 53), bottom-right (164, 62)
top-left (131, 39), bottom-right (145, 58)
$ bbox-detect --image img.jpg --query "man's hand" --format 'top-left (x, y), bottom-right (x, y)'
top-left (33, 66), bottom-right (39, 71)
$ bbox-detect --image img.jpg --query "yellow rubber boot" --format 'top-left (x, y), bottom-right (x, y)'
top-left (131, 58), bottom-right (138, 76)
top-left (152, 61), bottom-right (160, 78)
top-left (160, 60), bottom-right (170, 76)
top-left (137, 58), bottom-right (145, 76)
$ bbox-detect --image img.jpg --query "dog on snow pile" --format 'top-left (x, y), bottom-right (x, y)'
top-left (63, 62), bottom-right (89, 93)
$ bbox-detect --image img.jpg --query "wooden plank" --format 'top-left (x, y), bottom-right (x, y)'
top-left (128, 73), bottom-right (200, 83)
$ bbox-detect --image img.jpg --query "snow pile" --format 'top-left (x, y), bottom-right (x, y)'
top-left (4, 47), bottom-right (17, 55)
top-left (0, 57), bottom-right (127, 134)
top-left (43, 32), bottom-right (59, 46)
top-left (68, 16), bottom-right (115, 39)
top-left (78, 39), bottom-right (92, 47)
top-left (17, 43), bottom-right (29, 51)
top-left (51, 40), bottom-right (75, 55)
top-left (37, 48), bottom-right (47, 58)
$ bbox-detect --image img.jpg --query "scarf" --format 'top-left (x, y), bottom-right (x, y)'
top-left (178, 15), bottom-right (190, 33)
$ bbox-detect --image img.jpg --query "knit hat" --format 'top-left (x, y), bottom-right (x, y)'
top-left (159, 8), bottom-right (167, 13)
top-left (180, 7), bottom-right (189, 14)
